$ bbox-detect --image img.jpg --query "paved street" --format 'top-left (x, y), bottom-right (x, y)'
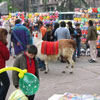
top-left (6, 56), bottom-right (100, 100)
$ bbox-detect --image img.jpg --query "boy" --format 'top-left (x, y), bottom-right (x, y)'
top-left (75, 23), bottom-right (82, 58)
top-left (12, 45), bottom-right (39, 100)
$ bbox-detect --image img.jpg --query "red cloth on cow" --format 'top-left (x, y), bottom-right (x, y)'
top-left (41, 41), bottom-right (58, 55)
top-left (25, 53), bottom-right (36, 75)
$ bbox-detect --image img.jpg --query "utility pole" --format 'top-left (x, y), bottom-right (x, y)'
top-left (24, 0), bottom-right (26, 12)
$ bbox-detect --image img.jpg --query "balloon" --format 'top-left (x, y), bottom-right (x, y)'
top-left (88, 8), bottom-right (92, 13)
top-left (0, 67), bottom-right (27, 78)
top-left (0, 67), bottom-right (39, 96)
top-left (92, 8), bottom-right (95, 13)
top-left (94, 8), bottom-right (97, 13)
top-left (98, 7), bottom-right (100, 12)
top-left (19, 73), bottom-right (39, 95)
top-left (8, 89), bottom-right (28, 100)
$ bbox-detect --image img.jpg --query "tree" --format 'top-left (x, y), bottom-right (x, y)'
top-left (93, 0), bottom-right (95, 7)
top-left (42, 0), bottom-right (47, 12)
top-left (57, 0), bottom-right (89, 12)
top-left (57, 0), bottom-right (74, 12)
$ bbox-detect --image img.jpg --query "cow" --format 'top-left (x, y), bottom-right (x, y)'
top-left (33, 32), bottom-right (76, 74)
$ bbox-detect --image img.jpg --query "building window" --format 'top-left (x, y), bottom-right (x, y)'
top-left (47, 7), bottom-right (50, 11)
top-left (51, 7), bottom-right (54, 11)
top-left (31, 0), bottom-right (36, 4)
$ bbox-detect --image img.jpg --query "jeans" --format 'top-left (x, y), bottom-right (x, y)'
top-left (37, 58), bottom-right (46, 69)
top-left (76, 38), bottom-right (81, 57)
top-left (0, 72), bottom-right (10, 100)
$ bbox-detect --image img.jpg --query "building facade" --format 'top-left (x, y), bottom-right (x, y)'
top-left (38, 0), bottom-right (58, 12)
top-left (29, 0), bottom-right (39, 12)
top-left (11, 0), bottom-right (29, 12)
top-left (29, 0), bottom-right (58, 12)
top-left (11, 0), bottom-right (100, 13)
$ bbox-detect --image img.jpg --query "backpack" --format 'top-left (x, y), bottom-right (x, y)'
top-left (8, 89), bottom-right (28, 100)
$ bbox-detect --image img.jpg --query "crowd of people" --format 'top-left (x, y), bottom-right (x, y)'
top-left (0, 18), bottom-right (98, 100)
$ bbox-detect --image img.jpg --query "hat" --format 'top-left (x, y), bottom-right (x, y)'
top-left (75, 23), bottom-right (80, 26)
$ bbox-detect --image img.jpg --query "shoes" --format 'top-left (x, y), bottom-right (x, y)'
top-left (40, 67), bottom-right (46, 71)
top-left (61, 60), bottom-right (66, 63)
top-left (88, 59), bottom-right (92, 62)
top-left (88, 59), bottom-right (97, 63)
top-left (77, 56), bottom-right (80, 58)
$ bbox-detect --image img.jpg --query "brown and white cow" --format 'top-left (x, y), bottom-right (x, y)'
top-left (33, 32), bottom-right (76, 74)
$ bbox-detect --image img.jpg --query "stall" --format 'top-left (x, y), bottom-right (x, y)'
top-left (48, 92), bottom-right (100, 100)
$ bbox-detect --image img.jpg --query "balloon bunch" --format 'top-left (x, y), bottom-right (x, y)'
top-left (0, 67), bottom-right (39, 96)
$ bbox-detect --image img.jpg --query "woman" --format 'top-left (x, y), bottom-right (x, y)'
top-left (52, 22), bottom-right (59, 41)
top-left (67, 21), bottom-right (75, 39)
top-left (0, 28), bottom-right (10, 100)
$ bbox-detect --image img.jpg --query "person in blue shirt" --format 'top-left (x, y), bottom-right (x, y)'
top-left (11, 19), bottom-right (32, 56)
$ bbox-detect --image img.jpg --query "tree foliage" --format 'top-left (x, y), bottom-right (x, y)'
top-left (57, 0), bottom-right (89, 12)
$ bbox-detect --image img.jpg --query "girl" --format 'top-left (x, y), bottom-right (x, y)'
top-left (0, 28), bottom-right (10, 100)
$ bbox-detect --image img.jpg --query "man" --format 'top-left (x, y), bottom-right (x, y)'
top-left (12, 45), bottom-right (39, 100)
top-left (54, 21), bottom-right (71, 40)
top-left (86, 20), bottom-right (98, 63)
top-left (75, 23), bottom-right (82, 58)
top-left (11, 19), bottom-right (32, 56)
top-left (54, 21), bottom-right (71, 62)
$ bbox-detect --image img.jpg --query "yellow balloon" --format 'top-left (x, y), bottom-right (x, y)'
top-left (0, 67), bottom-right (27, 78)
top-left (97, 27), bottom-right (99, 30)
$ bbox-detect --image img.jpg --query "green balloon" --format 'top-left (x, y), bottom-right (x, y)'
top-left (19, 73), bottom-right (39, 96)
top-left (25, 16), bottom-right (28, 19)
top-left (98, 7), bottom-right (100, 13)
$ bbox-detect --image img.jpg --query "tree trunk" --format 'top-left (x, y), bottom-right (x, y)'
top-left (68, 0), bottom-right (74, 11)
top-left (81, 0), bottom-right (88, 8)
top-left (93, 0), bottom-right (95, 7)
top-left (42, 0), bottom-right (47, 12)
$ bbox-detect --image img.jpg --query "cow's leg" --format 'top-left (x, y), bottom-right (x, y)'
top-left (67, 57), bottom-right (74, 74)
top-left (44, 61), bottom-right (49, 74)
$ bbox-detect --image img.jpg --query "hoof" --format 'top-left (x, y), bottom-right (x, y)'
top-left (66, 66), bottom-right (68, 68)
top-left (44, 71), bottom-right (48, 74)
top-left (70, 72), bottom-right (73, 74)
top-left (62, 71), bottom-right (66, 73)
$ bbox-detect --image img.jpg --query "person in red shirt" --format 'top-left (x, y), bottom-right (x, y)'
top-left (0, 28), bottom-right (10, 100)
top-left (12, 45), bottom-right (39, 100)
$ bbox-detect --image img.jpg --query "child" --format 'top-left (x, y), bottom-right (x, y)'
top-left (12, 45), bottom-right (39, 100)
top-left (0, 28), bottom-right (10, 100)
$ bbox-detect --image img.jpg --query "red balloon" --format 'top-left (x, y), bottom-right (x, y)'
top-left (92, 8), bottom-right (95, 12)
top-left (94, 8), bottom-right (97, 13)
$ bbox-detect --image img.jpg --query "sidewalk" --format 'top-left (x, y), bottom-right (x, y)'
top-left (6, 56), bottom-right (100, 100)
